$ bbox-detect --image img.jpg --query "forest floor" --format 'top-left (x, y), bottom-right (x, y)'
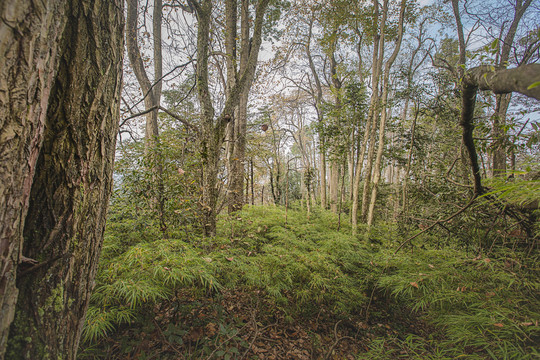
top-left (98, 289), bottom-right (436, 360)
top-left (80, 206), bottom-right (539, 359)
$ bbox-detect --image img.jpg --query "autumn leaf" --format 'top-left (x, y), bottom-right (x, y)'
top-left (493, 323), bottom-right (504, 328)
top-left (410, 282), bottom-right (419, 288)
top-left (226, 257), bottom-right (234, 262)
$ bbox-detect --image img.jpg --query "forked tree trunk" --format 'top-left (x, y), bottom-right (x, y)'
top-left (366, 0), bottom-right (406, 226)
top-left (351, 0), bottom-right (385, 234)
top-left (191, 0), bottom-right (270, 235)
top-left (359, 0), bottom-right (389, 224)
top-left (4, 0), bottom-right (123, 359)
top-left (0, 0), bottom-right (69, 356)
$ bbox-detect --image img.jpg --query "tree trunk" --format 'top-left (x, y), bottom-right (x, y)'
top-left (126, 0), bottom-right (165, 230)
top-left (0, 0), bottom-right (69, 356)
top-left (228, 91), bottom-right (249, 212)
top-left (320, 149), bottom-right (327, 209)
top-left (192, 0), bottom-right (270, 235)
top-left (228, 0), bottom-right (264, 213)
top-left (329, 163), bottom-right (339, 213)
top-left (491, 93), bottom-right (511, 176)
top-left (491, 0), bottom-right (532, 177)
top-left (5, 0), bottom-right (123, 358)
top-left (351, 0), bottom-right (385, 234)
top-left (401, 107), bottom-right (418, 215)
top-left (366, 0), bottom-right (406, 226)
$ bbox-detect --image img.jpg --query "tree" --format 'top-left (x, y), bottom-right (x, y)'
top-left (460, 64), bottom-right (540, 194)
top-left (126, 0), bottom-right (166, 230)
top-left (189, 0), bottom-right (271, 236)
top-left (366, 0), bottom-right (407, 226)
top-left (351, 0), bottom-right (388, 234)
top-left (226, 0), bottom-right (284, 213)
top-left (0, 0), bottom-right (124, 358)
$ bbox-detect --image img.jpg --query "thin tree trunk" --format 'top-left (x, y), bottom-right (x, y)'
top-left (6, 0), bottom-right (123, 358)
top-left (360, 0), bottom-right (389, 223)
top-left (330, 163), bottom-right (340, 213)
top-left (367, 0), bottom-right (406, 226)
top-left (126, 0), bottom-right (165, 230)
top-left (401, 106), bottom-right (419, 215)
top-left (351, 0), bottom-right (385, 235)
top-left (491, 0), bottom-right (532, 176)
top-left (305, 15), bottom-right (326, 210)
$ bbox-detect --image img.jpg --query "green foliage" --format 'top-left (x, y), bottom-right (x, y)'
top-left (84, 205), bottom-right (538, 360)
top-left (83, 206), bottom-right (372, 343)
top-left (111, 116), bottom-right (202, 235)
top-left (373, 246), bottom-right (539, 359)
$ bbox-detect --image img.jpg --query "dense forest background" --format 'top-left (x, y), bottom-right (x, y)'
top-left (1, 0), bottom-right (539, 359)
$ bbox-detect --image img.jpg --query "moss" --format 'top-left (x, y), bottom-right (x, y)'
top-left (44, 282), bottom-right (65, 314)
top-left (5, 311), bottom-right (41, 360)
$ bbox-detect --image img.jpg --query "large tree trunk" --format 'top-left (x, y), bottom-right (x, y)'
top-left (6, 0), bottom-right (123, 358)
top-left (0, 1), bottom-right (69, 356)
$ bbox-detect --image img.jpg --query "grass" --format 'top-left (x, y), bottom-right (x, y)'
top-left (81, 205), bottom-right (539, 359)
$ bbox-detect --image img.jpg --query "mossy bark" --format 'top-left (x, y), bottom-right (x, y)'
top-left (6, 0), bottom-right (124, 358)
top-left (0, 1), bottom-right (69, 356)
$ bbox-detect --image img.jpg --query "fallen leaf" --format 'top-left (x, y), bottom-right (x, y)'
top-left (410, 282), bottom-right (419, 288)
top-left (226, 257), bottom-right (234, 261)
top-left (493, 323), bottom-right (504, 327)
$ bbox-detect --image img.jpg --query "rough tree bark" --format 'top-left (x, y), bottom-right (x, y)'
top-left (4, 0), bottom-right (124, 358)
top-left (0, 0), bottom-right (69, 356)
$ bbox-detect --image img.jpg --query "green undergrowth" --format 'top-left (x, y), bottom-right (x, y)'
top-left (368, 247), bottom-right (539, 359)
top-left (82, 205), bottom-right (539, 359)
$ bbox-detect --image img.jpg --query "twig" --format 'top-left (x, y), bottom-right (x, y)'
top-left (324, 320), bottom-right (353, 360)
top-left (241, 310), bottom-right (259, 359)
top-left (204, 315), bottom-right (251, 360)
top-left (152, 319), bottom-right (185, 359)
top-left (158, 106), bottom-right (199, 134)
top-left (395, 196), bottom-right (477, 254)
